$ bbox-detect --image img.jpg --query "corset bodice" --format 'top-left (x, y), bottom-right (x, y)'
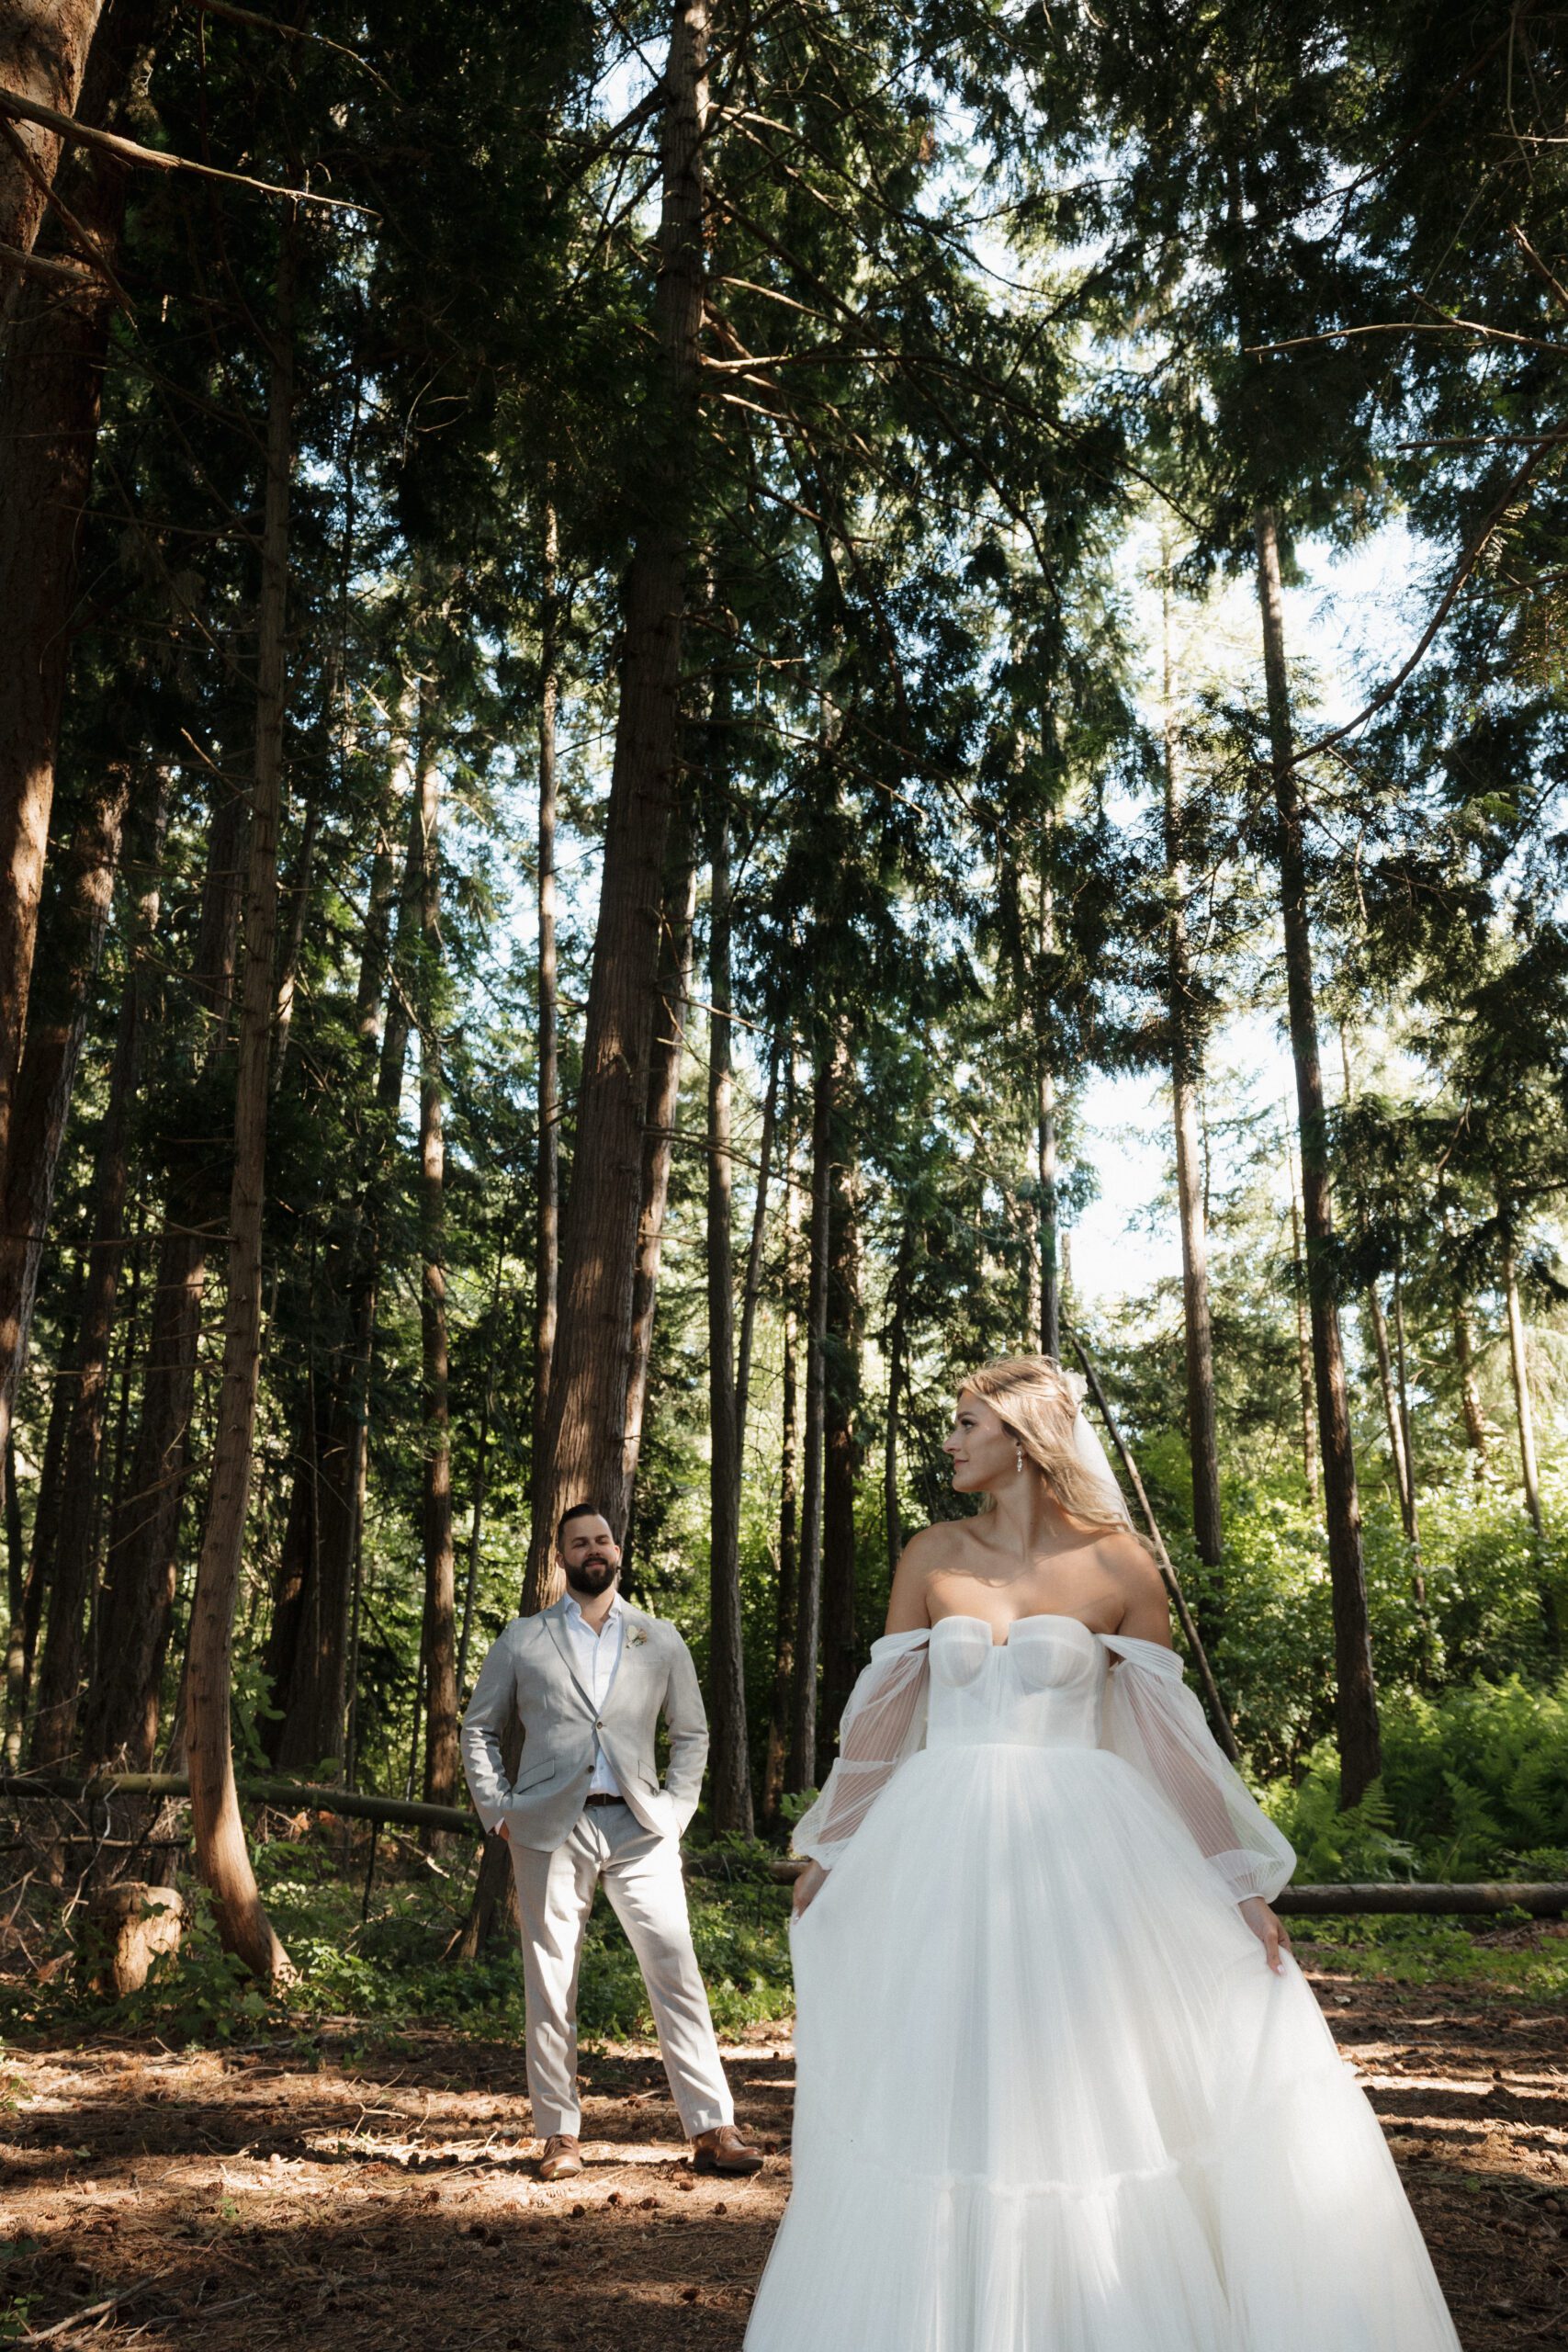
top-left (925, 1613), bottom-right (1105, 1752)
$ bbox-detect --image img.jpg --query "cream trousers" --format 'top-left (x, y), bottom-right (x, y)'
top-left (507, 1799), bottom-right (733, 2140)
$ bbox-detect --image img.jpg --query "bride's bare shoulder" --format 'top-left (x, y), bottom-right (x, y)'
top-left (886, 1521), bottom-right (973, 1633)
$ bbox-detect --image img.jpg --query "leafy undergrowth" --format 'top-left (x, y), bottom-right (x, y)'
top-left (0, 1831), bottom-right (798, 2048)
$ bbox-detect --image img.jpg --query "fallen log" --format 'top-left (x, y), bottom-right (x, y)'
top-left (4, 1776), bottom-right (1565, 1917)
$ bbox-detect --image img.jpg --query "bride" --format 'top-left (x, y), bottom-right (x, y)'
top-left (745, 1354), bottom-right (1460, 2352)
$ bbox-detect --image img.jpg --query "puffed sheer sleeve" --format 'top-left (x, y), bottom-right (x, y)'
top-left (1099, 1634), bottom-right (1295, 1905)
top-left (791, 1631), bottom-right (931, 1869)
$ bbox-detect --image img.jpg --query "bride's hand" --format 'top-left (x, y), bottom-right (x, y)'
top-left (1239, 1896), bottom-right (1290, 1973)
top-left (793, 1859), bottom-right (828, 1917)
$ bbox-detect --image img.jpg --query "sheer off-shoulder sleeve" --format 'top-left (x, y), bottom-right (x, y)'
top-left (1099, 1634), bottom-right (1295, 1905)
top-left (791, 1631), bottom-right (931, 1869)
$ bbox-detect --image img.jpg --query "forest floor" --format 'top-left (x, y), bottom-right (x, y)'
top-left (2, 1952), bottom-right (1565, 2352)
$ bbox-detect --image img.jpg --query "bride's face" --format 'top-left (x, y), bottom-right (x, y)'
top-left (942, 1392), bottom-right (1020, 1493)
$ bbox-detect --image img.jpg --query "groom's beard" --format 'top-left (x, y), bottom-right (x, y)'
top-left (563, 1555), bottom-right (618, 1599)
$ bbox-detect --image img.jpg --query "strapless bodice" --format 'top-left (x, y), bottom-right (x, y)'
top-left (925, 1613), bottom-right (1105, 1752)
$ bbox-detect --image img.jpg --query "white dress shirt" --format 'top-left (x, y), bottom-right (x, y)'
top-left (561, 1589), bottom-right (626, 1796)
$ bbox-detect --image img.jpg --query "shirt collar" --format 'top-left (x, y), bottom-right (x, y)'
top-left (563, 1590), bottom-right (626, 1630)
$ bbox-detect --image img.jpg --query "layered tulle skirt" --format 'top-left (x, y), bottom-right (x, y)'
top-left (747, 1739), bottom-right (1459, 2352)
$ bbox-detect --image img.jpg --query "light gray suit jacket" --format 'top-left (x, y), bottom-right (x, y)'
top-left (460, 1597), bottom-right (709, 1851)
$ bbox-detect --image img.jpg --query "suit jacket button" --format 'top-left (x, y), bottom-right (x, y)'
top-left (594, 1719), bottom-right (604, 1730)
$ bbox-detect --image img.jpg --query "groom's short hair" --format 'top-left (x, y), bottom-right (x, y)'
top-left (557, 1501), bottom-right (605, 1544)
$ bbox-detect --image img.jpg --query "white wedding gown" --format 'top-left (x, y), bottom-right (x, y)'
top-left (746, 1614), bottom-right (1461, 2352)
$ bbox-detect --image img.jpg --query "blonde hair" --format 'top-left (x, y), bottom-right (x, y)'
top-left (960, 1354), bottom-right (1129, 1529)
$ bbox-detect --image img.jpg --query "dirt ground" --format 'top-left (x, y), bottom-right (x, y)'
top-left (2, 1965), bottom-right (1564, 2351)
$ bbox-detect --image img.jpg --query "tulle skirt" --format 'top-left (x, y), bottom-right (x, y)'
top-left (746, 1740), bottom-right (1460, 2352)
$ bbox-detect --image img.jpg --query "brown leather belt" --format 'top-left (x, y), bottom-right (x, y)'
top-left (583, 1792), bottom-right (626, 1808)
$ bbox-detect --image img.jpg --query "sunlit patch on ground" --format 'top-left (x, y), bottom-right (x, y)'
top-left (0, 1990), bottom-right (1562, 2350)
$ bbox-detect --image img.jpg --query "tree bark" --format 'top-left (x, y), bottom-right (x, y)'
top-left (1035, 828), bottom-right (1060, 1360)
top-left (533, 502), bottom-right (560, 1507)
top-left (0, 0), bottom-right (147, 1227)
top-left (705, 803), bottom-right (750, 1832)
top-left (1286, 1155), bottom-right (1318, 1505)
top-left (183, 226), bottom-right (295, 1981)
top-left (0, 0), bottom-right (108, 311)
top-left (762, 1060), bottom-right (799, 1825)
top-left (0, 758), bottom-right (130, 1610)
top-left (818, 1099), bottom-right (862, 1779)
top-left (1161, 571), bottom-right (1222, 1566)
top-left (83, 778), bottom-right (245, 1770)
top-left (1366, 1277), bottom-right (1416, 1539)
top-left (526, 0), bottom-right (707, 1577)
top-left (1452, 1299), bottom-right (1491, 1476)
top-left (1500, 1207), bottom-right (1543, 1539)
top-left (789, 1035), bottom-right (836, 1792)
top-left (600, 840), bottom-right (697, 1601)
top-left (29, 772), bottom-right (164, 1765)
top-left (1255, 507), bottom-right (1380, 1807)
top-left (415, 704), bottom-right (457, 1809)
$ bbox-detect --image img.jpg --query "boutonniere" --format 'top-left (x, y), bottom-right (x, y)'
top-left (626, 1627), bottom-right (648, 1648)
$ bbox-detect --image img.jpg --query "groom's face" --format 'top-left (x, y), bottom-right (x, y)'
top-left (559, 1514), bottom-right (621, 1597)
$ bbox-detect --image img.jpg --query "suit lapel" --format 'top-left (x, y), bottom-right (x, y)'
top-left (543, 1601), bottom-right (598, 1718)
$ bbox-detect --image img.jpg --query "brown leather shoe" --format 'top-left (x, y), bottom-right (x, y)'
top-left (692, 2123), bottom-right (763, 2176)
top-left (537, 2132), bottom-right (583, 2181)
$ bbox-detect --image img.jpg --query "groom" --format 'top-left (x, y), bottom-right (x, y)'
top-left (460, 1505), bottom-right (761, 2181)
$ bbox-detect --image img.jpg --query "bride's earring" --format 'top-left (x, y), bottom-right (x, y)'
top-left (1015, 1441), bottom-right (1025, 1475)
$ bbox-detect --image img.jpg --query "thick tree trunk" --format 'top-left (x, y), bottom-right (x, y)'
top-left (0, 0), bottom-right (146, 1220)
top-left (600, 842), bottom-right (697, 1600)
top-left (29, 775), bottom-right (164, 1765)
top-left (0, 0), bottom-right (108, 309)
top-left (415, 709), bottom-right (458, 1809)
top-left (789, 1036), bottom-right (836, 1792)
top-left (1161, 577), bottom-right (1222, 1566)
top-left (527, 0), bottom-right (707, 1576)
top-left (533, 503), bottom-right (560, 1503)
top-left (705, 806), bottom-right (750, 1832)
top-left (184, 231), bottom-right (294, 1981)
top-left (1255, 508), bottom-right (1380, 1807)
top-left (762, 1065), bottom-right (799, 1825)
top-left (884, 1216), bottom-right (912, 1588)
top-left (82, 781), bottom-right (245, 1770)
top-left (818, 1110), bottom-right (862, 1779)
top-left (0, 760), bottom-right (130, 1516)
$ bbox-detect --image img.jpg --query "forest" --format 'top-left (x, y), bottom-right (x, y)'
top-left (0, 4), bottom-right (1567, 2343)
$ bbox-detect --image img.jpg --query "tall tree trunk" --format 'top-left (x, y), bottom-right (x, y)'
top-left (0, 760), bottom-right (130, 1511)
top-left (527, 0), bottom-right (707, 1573)
top-left (602, 839), bottom-right (698, 1601)
top-left (762, 1061), bottom-right (799, 1825)
top-left (1366, 1277), bottom-right (1416, 1540)
top-left (1035, 822), bottom-right (1060, 1360)
top-left (1286, 1155), bottom-right (1318, 1505)
top-left (884, 1214), bottom-right (912, 1588)
top-left (1500, 1207), bottom-right (1543, 1538)
top-left (184, 228), bottom-right (295, 1982)
top-left (12, 1282), bottom-right (77, 1756)
top-left (266, 746), bottom-right (423, 1775)
top-left (29, 773), bottom-right (164, 1765)
top-left (705, 804), bottom-right (750, 1832)
top-left (789, 1035), bottom-right (836, 1792)
top-left (1255, 507), bottom-right (1380, 1806)
top-left (818, 1102), bottom-right (862, 1779)
top-left (82, 779), bottom-right (245, 1770)
top-left (0, 0), bottom-right (109, 311)
top-left (416, 707), bottom-right (458, 1808)
top-left (0, 0), bottom-right (146, 1218)
top-left (533, 501), bottom-right (560, 1508)
top-left (1161, 569), bottom-right (1222, 1566)
top-left (457, 1228), bottom-right (506, 1694)
top-left (1452, 1299), bottom-right (1491, 1476)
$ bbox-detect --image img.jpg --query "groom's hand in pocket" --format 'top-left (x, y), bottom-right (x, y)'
top-left (492, 1819), bottom-right (511, 1845)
